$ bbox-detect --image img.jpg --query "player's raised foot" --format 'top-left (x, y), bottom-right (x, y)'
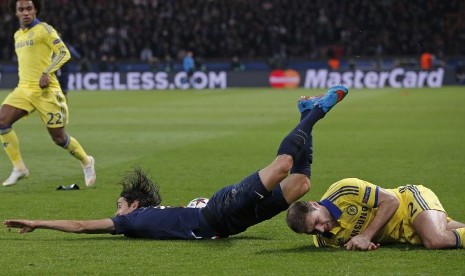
top-left (314, 85), bottom-right (349, 113)
top-left (82, 156), bottom-right (96, 187)
top-left (2, 167), bottom-right (29, 187)
top-left (297, 94), bottom-right (323, 113)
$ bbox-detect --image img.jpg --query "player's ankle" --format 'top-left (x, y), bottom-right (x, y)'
top-left (452, 228), bottom-right (465, 248)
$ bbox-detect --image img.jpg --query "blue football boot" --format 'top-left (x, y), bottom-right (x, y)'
top-left (297, 95), bottom-right (323, 113)
top-left (314, 85), bottom-right (349, 113)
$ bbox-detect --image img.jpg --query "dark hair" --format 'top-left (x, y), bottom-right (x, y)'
top-left (119, 167), bottom-right (162, 207)
top-left (286, 201), bottom-right (316, 233)
top-left (8, 0), bottom-right (42, 16)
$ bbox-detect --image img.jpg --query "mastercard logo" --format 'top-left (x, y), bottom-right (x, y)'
top-left (269, 69), bottom-right (300, 88)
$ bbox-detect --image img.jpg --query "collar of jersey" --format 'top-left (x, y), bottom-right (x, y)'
top-left (27, 18), bottom-right (41, 29)
top-left (319, 199), bottom-right (342, 220)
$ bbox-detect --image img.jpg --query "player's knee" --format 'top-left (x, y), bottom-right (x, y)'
top-left (422, 239), bottom-right (441, 249)
top-left (301, 178), bottom-right (311, 194)
top-left (52, 135), bottom-right (69, 147)
top-left (0, 117), bottom-right (9, 129)
top-left (0, 126), bottom-right (12, 135)
top-left (274, 155), bottom-right (293, 175)
top-left (422, 234), bottom-right (449, 249)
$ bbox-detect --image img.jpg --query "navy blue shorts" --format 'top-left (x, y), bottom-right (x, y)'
top-left (202, 171), bottom-right (289, 237)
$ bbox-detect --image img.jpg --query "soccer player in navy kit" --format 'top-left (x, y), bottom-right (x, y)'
top-left (4, 86), bottom-right (349, 239)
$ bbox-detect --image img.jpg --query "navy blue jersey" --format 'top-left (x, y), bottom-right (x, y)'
top-left (111, 206), bottom-right (217, 240)
top-left (111, 171), bottom-right (290, 239)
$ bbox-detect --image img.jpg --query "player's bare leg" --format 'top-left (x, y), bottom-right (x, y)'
top-left (279, 174), bottom-right (310, 203)
top-left (446, 220), bottom-right (465, 230)
top-left (413, 210), bottom-right (463, 249)
top-left (258, 155), bottom-right (294, 192)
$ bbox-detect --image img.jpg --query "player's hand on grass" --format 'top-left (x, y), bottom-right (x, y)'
top-left (39, 73), bottom-right (51, 88)
top-left (344, 235), bottom-right (380, 251)
top-left (4, 219), bottom-right (36, 234)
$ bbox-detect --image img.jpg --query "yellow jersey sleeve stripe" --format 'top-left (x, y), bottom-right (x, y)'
top-left (327, 186), bottom-right (359, 202)
top-left (44, 45), bottom-right (68, 74)
top-left (41, 22), bottom-right (54, 34)
top-left (315, 234), bottom-right (327, 247)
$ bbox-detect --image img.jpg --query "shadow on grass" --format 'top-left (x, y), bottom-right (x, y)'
top-left (256, 243), bottom-right (427, 255)
top-left (0, 233), bottom-right (271, 243)
top-left (1, 230), bottom-right (428, 252)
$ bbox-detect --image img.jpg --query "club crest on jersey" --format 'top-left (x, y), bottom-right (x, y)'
top-left (347, 205), bottom-right (358, 215)
top-left (53, 38), bottom-right (62, 45)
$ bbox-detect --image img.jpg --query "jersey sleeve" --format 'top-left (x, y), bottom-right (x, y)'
top-left (352, 178), bottom-right (380, 208)
top-left (110, 215), bottom-right (130, 235)
top-left (324, 178), bottom-right (380, 208)
top-left (40, 23), bottom-right (71, 74)
top-left (313, 234), bottom-right (340, 248)
top-left (313, 234), bottom-right (326, 247)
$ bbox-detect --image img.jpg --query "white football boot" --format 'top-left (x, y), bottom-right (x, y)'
top-left (82, 156), bottom-right (96, 187)
top-left (3, 168), bottom-right (30, 186)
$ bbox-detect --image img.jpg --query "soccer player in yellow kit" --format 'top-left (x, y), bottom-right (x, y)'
top-left (0, 0), bottom-right (96, 187)
top-left (286, 178), bottom-right (465, 250)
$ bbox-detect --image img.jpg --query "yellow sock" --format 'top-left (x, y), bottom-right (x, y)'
top-left (452, 228), bottom-right (465, 249)
top-left (0, 129), bottom-right (26, 170)
top-left (65, 136), bottom-right (90, 166)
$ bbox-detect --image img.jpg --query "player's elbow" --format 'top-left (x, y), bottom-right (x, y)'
top-left (380, 190), bottom-right (400, 210)
top-left (60, 48), bottom-right (71, 63)
top-left (386, 195), bottom-right (400, 214)
top-left (72, 221), bottom-right (90, 233)
top-left (63, 51), bottom-right (71, 63)
top-left (389, 195), bottom-right (400, 209)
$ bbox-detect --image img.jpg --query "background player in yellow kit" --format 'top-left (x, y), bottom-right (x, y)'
top-left (286, 178), bottom-right (465, 250)
top-left (0, 0), bottom-right (96, 187)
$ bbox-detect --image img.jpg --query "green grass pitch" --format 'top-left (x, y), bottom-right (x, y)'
top-left (1, 87), bottom-right (464, 274)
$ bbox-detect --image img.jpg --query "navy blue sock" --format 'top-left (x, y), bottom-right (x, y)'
top-left (300, 109), bottom-right (311, 122)
top-left (290, 134), bottom-right (312, 177)
top-left (277, 106), bottom-right (325, 161)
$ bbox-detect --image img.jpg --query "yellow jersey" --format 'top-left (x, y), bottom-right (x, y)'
top-left (313, 178), bottom-right (446, 248)
top-left (14, 19), bottom-right (70, 89)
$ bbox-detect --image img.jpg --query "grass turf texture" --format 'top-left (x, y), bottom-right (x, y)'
top-left (0, 87), bottom-right (464, 275)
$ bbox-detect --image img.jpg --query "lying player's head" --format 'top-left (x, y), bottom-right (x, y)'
top-left (8, 0), bottom-right (42, 16)
top-left (116, 168), bottom-right (162, 215)
top-left (287, 201), bottom-right (336, 235)
top-left (286, 201), bottom-right (317, 234)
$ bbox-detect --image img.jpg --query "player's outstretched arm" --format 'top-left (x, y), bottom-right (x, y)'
top-left (4, 219), bottom-right (115, 234)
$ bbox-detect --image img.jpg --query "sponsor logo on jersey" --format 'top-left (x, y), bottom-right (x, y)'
top-left (350, 206), bottom-right (369, 237)
top-left (15, 40), bottom-right (34, 48)
top-left (254, 191), bottom-right (264, 199)
top-left (362, 187), bottom-right (371, 204)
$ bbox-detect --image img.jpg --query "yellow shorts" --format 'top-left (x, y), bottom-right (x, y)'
top-left (2, 86), bottom-right (68, 128)
top-left (397, 185), bottom-right (449, 244)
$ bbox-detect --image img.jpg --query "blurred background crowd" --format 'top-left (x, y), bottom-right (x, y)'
top-left (0, 0), bottom-right (464, 71)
